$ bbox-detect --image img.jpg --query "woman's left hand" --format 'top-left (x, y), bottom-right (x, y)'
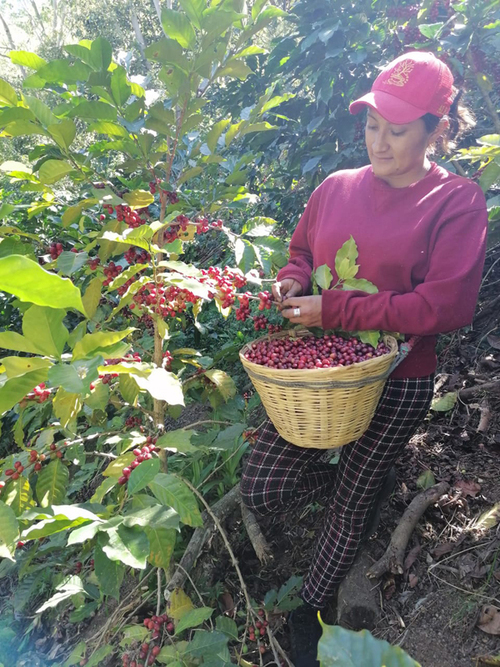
top-left (279, 295), bottom-right (323, 327)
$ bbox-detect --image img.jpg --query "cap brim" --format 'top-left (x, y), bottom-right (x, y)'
top-left (349, 90), bottom-right (426, 124)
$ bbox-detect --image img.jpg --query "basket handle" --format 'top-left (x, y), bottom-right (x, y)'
top-left (388, 335), bottom-right (422, 374)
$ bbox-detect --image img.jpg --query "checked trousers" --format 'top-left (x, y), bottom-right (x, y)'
top-left (240, 375), bottom-right (434, 608)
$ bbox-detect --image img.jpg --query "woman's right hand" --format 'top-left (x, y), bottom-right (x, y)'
top-left (272, 278), bottom-right (303, 304)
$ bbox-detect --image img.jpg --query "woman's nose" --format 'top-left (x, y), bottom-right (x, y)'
top-left (372, 130), bottom-right (389, 153)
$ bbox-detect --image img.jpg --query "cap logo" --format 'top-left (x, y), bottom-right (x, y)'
top-left (385, 60), bottom-right (414, 87)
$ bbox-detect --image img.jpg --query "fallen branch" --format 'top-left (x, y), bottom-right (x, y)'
top-left (165, 484), bottom-right (241, 593)
top-left (459, 380), bottom-right (500, 400)
top-left (367, 482), bottom-right (450, 579)
top-left (240, 501), bottom-right (274, 565)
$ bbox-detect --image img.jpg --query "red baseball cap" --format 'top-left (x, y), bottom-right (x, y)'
top-left (349, 51), bottom-right (454, 124)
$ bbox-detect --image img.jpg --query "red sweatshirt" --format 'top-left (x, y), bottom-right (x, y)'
top-left (277, 162), bottom-right (488, 378)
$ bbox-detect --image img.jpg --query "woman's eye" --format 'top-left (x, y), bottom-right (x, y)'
top-left (366, 125), bottom-right (377, 130)
top-left (391, 131), bottom-right (405, 137)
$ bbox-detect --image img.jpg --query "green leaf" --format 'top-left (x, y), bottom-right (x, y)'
top-left (67, 521), bottom-right (101, 546)
top-left (89, 37), bottom-right (113, 71)
top-left (206, 119), bottom-right (231, 153)
top-left (88, 121), bottom-right (129, 137)
top-left (204, 369), bottom-right (236, 401)
top-left (133, 368), bottom-right (184, 406)
top-left (184, 630), bottom-right (228, 660)
top-left (2, 356), bottom-right (52, 379)
top-left (0, 78), bottom-right (18, 106)
top-left (10, 51), bottom-right (47, 70)
top-left (102, 525), bottom-right (149, 569)
top-left (38, 160), bottom-right (73, 185)
top-left (110, 66), bottom-right (132, 107)
top-left (0, 501), bottom-right (19, 561)
top-left (53, 387), bottom-right (82, 430)
top-left (2, 120), bottom-right (48, 137)
top-left (234, 238), bottom-right (256, 273)
top-left (0, 331), bottom-right (44, 355)
top-left (3, 476), bottom-right (32, 517)
top-left (48, 364), bottom-right (85, 394)
top-left (36, 575), bottom-right (84, 614)
top-left (119, 374), bottom-right (140, 404)
top-left (175, 607), bottom-right (213, 635)
top-left (358, 330), bottom-right (381, 348)
top-left (82, 277), bottom-right (103, 320)
top-left (120, 625), bottom-right (150, 648)
top-left (342, 278), bottom-right (379, 294)
top-left (22, 305), bottom-right (69, 357)
top-left (144, 39), bottom-right (185, 67)
top-left (155, 429), bottom-right (195, 454)
top-left (47, 119), bottom-right (77, 149)
top-left (215, 616), bottom-right (239, 641)
top-left (335, 236), bottom-right (358, 278)
top-left (252, 0), bottom-right (268, 21)
top-left (178, 0), bottom-right (205, 28)
top-left (24, 95), bottom-right (57, 127)
top-left (149, 474), bottom-right (202, 527)
top-left (122, 190), bottom-right (154, 208)
top-left (318, 621), bottom-right (421, 666)
top-left (431, 392), bottom-right (457, 412)
top-left (216, 60), bottom-right (253, 80)
top-left (94, 544), bottom-right (124, 600)
top-left (314, 264), bottom-right (333, 290)
top-left (57, 251), bottom-right (89, 276)
top-left (102, 452), bottom-right (135, 477)
top-left (145, 526), bottom-right (177, 569)
top-left (127, 458), bottom-right (161, 495)
top-left (68, 101), bottom-right (117, 121)
top-left (72, 328), bottom-right (135, 360)
top-left (123, 505), bottom-right (180, 530)
top-left (416, 470), bottom-right (436, 490)
top-left (241, 216), bottom-right (276, 236)
top-left (0, 368), bottom-right (50, 415)
top-left (161, 8), bottom-right (196, 49)
top-left (418, 22), bottom-right (444, 39)
top-left (36, 459), bottom-right (69, 507)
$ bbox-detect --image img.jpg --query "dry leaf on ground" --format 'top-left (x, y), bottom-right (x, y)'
top-left (478, 605), bottom-right (500, 635)
top-left (455, 479), bottom-right (482, 497)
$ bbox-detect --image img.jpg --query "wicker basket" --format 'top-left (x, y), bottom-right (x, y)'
top-left (240, 328), bottom-right (399, 449)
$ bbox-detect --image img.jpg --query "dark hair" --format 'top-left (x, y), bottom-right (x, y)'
top-left (422, 88), bottom-right (476, 154)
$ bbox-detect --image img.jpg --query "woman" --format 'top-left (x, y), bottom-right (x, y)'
top-left (240, 51), bottom-right (488, 666)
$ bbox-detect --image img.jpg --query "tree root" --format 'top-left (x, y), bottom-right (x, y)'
top-left (165, 484), bottom-right (273, 592)
top-left (459, 380), bottom-right (500, 400)
top-left (367, 481), bottom-right (450, 579)
top-left (240, 501), bottom-right (274, 565)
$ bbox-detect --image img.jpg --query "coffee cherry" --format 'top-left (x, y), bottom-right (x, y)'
top-left (34, 462), bottom-right (42, 472)
top-left (152, 646), bottom-right (161, 657)
top-left (244, 334), bottom-right (388, 370)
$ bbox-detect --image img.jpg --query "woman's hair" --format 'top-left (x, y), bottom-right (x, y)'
top-left (422, 88), bottom-right (476, 154)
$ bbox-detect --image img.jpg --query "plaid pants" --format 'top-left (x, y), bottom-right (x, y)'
top-left (240, 375), bottom-right (434, 608)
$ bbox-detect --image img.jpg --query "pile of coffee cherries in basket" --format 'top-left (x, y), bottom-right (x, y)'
top-left (243, 333), bottom-right (389, 369)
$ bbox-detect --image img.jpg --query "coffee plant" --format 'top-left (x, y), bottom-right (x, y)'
top-left (0, 0), bottom-right (498, 665)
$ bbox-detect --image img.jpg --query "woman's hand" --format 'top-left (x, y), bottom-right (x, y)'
top-left (280, 295), bottom-right (323, 328)
top-left (272, 278), bottom-right (303, 303)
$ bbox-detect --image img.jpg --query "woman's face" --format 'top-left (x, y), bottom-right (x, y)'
top-left (364, 108), bottom-right (435, 188)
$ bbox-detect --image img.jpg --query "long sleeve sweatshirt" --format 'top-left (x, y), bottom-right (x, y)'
top-left (277, 162), bottom-right (488, 379)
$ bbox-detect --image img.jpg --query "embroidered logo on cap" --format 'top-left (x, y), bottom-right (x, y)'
top-left (385, 60), bottom-right (415, 87)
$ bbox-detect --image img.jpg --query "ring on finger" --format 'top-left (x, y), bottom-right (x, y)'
top-left (293, 307), bottom-right (301, 317)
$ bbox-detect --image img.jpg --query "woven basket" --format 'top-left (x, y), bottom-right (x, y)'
top-left (240, 328), bottom-right (399, 449)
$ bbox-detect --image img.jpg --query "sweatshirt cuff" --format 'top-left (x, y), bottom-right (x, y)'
top-left (276, 268), bottom-right (311, 296)
top-left (321, 289), bottom-right (345, 330)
